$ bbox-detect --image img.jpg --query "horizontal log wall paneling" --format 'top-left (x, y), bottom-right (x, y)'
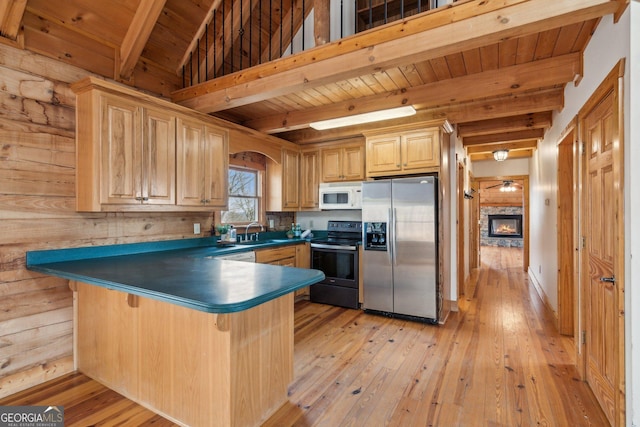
top-left (0, 43), bottom-right (214, 398)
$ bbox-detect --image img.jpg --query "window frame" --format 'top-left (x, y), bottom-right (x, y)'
top-left (216, 156), bottom-right (266, 228)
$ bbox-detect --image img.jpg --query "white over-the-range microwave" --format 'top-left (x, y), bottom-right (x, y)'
top-left (319, 181), bottom-right (362, 210)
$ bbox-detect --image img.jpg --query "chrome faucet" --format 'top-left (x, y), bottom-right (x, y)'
top-left (245, 222), bottom-right (264, 241)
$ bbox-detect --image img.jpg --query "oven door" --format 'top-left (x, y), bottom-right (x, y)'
top-left (310, 245), bottom-right (358, 288)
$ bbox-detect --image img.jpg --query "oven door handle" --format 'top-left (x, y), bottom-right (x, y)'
top-left (311, 243), bottom-right (357, 251)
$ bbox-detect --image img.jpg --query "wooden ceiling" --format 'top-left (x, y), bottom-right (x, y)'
top-left (0, 0), bottom-right (628, 161)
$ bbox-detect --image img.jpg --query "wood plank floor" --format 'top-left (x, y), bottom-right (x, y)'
top-left (0, 247), bottom-right (609, 426)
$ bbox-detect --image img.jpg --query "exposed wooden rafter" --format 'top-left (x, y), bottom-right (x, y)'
top-left (0, 0), bottom-right (26, 45)
top-left (469, 149), bottom-right (535, 162)
top-left (463, 128), bottom-right (546, 147)
top-left (118, 0), bottom-right (167, 80)
top-left (282, 89), bottom-right (565, 145)
top-left (171, 0), bottom-right (617, 116)
top-left (457, 112), bottom-right (553, 138)
top-left (466, 139), bottom-right (539, 154)
top-left (245, 53), bottom-right (579, 133)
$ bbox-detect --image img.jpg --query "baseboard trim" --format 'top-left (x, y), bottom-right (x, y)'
top-left (527, 267), bottom-right (558, 326)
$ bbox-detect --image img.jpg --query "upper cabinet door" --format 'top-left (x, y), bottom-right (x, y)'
top-left (402, 129), bottom-right (440, 171)
top-left (320, 144), bottom-right (365, 182)
top-left (342, 145), bottom-right (365, 181)
top-left (176, 117), bottom-right (205, 206)
top-left (142, 107), bottom-right (176, 205)
top-left (365, 135), bottom-right (402, 176)
top-left (176, 116), bottom-right (228, 207)
top-left (282, 149), bottom-right (300, 209)
top-left (366, 127), bottom-right (440, 178)
top-left (99, 95), bottom-right (143, 205)
top-left (320, 148), bottom-right (342, 182)
top-left (203, 125), bottom-right (228, 207)
top-left (300, 149), bottom-right (320, 209)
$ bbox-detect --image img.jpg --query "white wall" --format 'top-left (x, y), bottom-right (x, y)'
top-left (472, 157), bottom-right (529, 177)
top-left (528, 8), bottom-right (636, 425)
top-left (296, 210), bottom-right (361, 231)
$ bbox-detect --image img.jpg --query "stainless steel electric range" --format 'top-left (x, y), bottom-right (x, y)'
top-left (309, 220), bottom-right (362, 309)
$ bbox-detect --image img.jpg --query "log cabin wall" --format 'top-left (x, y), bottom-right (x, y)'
top-left (0, 43), bottom-right (214, 398)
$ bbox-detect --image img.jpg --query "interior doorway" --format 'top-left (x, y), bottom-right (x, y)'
top-left (474, 175), bottom-right (529, 273)
top-left (556, 119), bottom-right (578, 337)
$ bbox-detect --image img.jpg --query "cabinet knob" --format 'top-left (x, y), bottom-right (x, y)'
top-left (403, 163), bottom-right (407, 166)
top-left (396, 164), bottom-right (401, 167)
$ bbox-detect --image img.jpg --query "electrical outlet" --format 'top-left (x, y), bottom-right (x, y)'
top-left (194, 223), bottom-right (201, 234)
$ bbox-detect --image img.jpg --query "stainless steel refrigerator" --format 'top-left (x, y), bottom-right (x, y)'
top-left (362, 176), bottom-right (438, 322)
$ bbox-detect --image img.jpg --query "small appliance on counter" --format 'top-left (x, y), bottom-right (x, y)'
top-left (309, 220), bottom-right (362, 309)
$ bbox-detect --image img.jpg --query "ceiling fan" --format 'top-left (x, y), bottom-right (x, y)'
top-left (485, 180), bottom-right (523, 191)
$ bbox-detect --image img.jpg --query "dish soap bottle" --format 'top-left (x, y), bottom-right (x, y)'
top-left (228, 225), bottom-right (237, 242)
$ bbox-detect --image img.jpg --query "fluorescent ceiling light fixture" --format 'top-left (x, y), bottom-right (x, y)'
top-left (493, 149), bottom-right (509, 161)
top-left (309, 106), bottom-right (416, 130)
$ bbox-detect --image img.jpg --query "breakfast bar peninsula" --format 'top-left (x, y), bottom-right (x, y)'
top-left (27, 239), bottom-right (324, 427)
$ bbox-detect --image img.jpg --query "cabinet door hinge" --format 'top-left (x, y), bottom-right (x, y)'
top-left (580, 142), bottom-right (586, 155)
top-left (582, 330), bottom-right (586, 345)
top-left (581, 236), bottom-right (586, 250)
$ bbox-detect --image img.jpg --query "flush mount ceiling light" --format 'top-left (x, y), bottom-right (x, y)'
top-left (309, 106), bottom-right (416, 130)
top-left (493, 149), bottom-right (509, 162)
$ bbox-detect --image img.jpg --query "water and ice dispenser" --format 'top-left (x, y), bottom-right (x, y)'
top-left (364, 222), bottom-right (387, 251)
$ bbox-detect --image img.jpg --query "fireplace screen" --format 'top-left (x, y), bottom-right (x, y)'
top-left (488, 214), bottom-right (523, 238)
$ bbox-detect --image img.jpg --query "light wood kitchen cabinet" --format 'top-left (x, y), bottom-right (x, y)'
top-left (295, 242), bottom-right (311, 299)
top-left (72, 76), bottom-right (229, 212)
top-left (76, 92), bottom-right (176, 211)
top-left (255, 245), bottom-right (297, 266)
top-left (300, 149), bottom-right (320, 209)
top-left (321, 144), bottom-right (365, 182)
top-left (176, 116), bottom-right (228, 208)
top-left (267, 148), bottom-right (300, 211)
top-left (256, 243), bottom-right (311, 299)
top-left (366, 128), bottom-right (440, 177)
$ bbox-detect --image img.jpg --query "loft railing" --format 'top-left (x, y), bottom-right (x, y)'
top-left (180, 0), bottom-right (433, 88)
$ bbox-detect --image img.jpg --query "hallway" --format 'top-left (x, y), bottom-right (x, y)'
top-left (266, 246), bottom-right (609, 426)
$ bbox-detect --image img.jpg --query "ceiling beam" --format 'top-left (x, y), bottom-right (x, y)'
top-left (0, 0), bottom-right (26, 41)
top-left (466, 139), bottom-right (538, 154)
top-left (171, 0), bottom-right (617, 113)
top-left (246, 53), bottom-right (579, 133)
top-left (118, 0), bottom-right (167, 80)
top-left (457, 112), bottom-right (552, 137)
top-left (278, 89), bottom-right (564, 144)
top-left (463, 128), bottom-right (546, 146)
top-left (469, 149), bottom-right (534, 162)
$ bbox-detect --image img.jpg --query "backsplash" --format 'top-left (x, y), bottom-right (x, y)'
top-left (266, 211), bottom-right (295, 231)
top-left (296, 210), bottom-right (362, 231)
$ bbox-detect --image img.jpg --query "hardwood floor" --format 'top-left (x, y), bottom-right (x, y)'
top-left (0, 247), bottom-right (608, 426)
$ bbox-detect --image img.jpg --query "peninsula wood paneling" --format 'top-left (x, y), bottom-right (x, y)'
top-left (0, 43), bottom-right (214, 399)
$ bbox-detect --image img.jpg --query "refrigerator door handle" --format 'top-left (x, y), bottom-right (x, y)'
top-left (392, 208), bottom-right (397, 266)
top-left (388, 208), bottom-right (393, 265)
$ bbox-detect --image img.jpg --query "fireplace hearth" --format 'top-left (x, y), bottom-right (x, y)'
top-left (488, 214), bottom-right (523, 238)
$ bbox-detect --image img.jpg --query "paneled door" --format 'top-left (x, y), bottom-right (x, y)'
top-left (581, 61), bottom-right (625, 427)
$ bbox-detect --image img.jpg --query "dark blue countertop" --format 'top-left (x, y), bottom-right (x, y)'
top-left (26, 236), bottom-right (324, 314)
